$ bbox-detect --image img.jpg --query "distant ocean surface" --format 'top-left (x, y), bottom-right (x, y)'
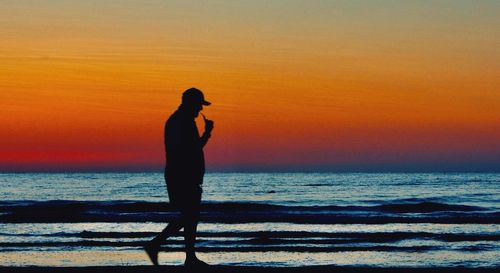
top-left (0, 172), bottom-right (499, 267)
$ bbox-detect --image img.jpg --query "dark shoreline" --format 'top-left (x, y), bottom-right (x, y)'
top-left (1, 266), bottom-right (498, 273)
top-left (1, 200), bottom-right (498, 224)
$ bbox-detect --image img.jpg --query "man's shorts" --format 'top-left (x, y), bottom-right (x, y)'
top-left (166, 182), bottom-right (202, 219)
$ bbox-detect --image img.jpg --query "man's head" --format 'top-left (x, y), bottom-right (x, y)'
top-left (181, 87), bottom-right (210, 117)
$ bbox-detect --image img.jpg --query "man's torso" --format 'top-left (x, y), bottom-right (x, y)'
top-left (164, 109), bottom-right (205, 186)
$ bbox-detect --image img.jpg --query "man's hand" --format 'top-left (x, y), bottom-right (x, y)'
top-left (202, 114), bottom-right (214, 133)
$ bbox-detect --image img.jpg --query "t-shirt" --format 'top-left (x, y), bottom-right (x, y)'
top-left (164, 108), bottom-right (205, 186)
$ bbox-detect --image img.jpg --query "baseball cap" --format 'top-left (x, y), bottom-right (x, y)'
top-left (182, 87), bottom-right (211, 106)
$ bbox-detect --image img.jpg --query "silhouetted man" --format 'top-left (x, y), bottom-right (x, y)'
top-left (144, 87), bottom-right (214, 268)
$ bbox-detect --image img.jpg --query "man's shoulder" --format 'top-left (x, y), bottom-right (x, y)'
top-left (166, 110), bottom-right (180, 124)
top-left (166, 110), bottom-right (190, 131)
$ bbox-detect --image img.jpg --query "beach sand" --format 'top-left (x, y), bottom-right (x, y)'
top-left (1, 266), bottom-right (498, 273)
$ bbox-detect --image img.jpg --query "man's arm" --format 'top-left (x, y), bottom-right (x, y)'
top-left (200, 131), bottom-right (211, 147)
top-left (200, 115), bottom-right (214, 147)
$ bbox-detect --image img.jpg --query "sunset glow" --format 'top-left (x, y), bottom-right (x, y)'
top-left (1, 1), bottom-right (499, 171)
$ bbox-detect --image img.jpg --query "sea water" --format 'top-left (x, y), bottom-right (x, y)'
top-left (0, 172), bottom-right (498, 267)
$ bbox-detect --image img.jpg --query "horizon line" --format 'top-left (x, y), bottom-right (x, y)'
top-left (1, 169), bottom-right (499, 174)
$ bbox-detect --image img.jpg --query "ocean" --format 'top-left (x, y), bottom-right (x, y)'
top-left (0, 172), bottom-right (498, 267)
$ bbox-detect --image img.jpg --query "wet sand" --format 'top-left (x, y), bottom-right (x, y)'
top-left (0, 266), bottom-right (498, 273)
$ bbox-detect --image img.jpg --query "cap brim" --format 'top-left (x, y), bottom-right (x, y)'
top-left (202, 100), bottom-right (211, 106)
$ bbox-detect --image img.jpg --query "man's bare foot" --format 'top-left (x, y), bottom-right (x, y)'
top-left (144, 242), bottom-right (160, 266)
top-left (184, 257), bottom-right (209, 268)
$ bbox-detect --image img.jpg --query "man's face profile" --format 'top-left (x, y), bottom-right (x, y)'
top-left (184, 102), bottom-right (203, 118)
top-left (194, 104), bottom-right (203, 118)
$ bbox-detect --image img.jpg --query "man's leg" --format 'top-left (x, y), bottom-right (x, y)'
top-left (145, 178), bottom-right (183, 266)
top-left (151, 220), bottom-right (183, 246)
top-left (182, 185), bottom-right (207, 267)
top-left (144, 218), bottom-right (183, 266)
top-left (183, 208), bottom-right (199, 261)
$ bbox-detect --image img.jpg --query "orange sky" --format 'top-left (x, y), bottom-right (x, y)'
top-left (1, 1), bottom-right (499, 171)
